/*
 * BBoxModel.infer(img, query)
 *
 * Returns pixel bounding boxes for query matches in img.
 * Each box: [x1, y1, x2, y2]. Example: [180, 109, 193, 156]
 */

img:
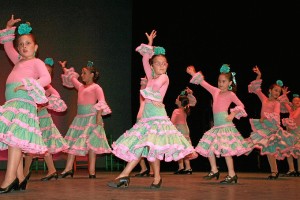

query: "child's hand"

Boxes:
[259, 117, 265, 123]
[6, 14, 21, 29]
[14, 85, 25, 92]
[145, 30, 157, 46]
[252, 65, 261, 75]
[186, 65, 196, 76]
[185, 87, 193, 94]
[282, 86, 290, 96]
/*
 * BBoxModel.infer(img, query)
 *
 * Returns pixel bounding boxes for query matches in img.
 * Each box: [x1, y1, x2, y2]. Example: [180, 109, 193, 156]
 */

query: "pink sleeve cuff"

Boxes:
[22, 78, 48, 104]
[230, 106, 247, 119]
[46, 95, 67, 112]
[277, 95, 291, 113]
[135, 43, 154, 57]
[61, 67, 80, 88]
[0, 27, 16, 44]
[282, 118, 297, 130]
[92, 101, 112, 116]
[248, 79, 262, 93]
[190, 72, 204, 85]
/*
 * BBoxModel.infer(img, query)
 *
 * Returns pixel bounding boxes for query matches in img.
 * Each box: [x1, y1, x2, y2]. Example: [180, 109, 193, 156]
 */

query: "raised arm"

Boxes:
[59, 60, 81, 90]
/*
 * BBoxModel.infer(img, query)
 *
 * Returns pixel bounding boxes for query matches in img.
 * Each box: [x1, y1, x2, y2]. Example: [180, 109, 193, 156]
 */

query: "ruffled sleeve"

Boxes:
[248, 79, 262, 94]
[46, 94, 67, 112]
[140, 87, 163, 102]
[92, 101, 112, 116]
[230, 105, 247, 119]
[190, 72, 204, 85]
[0, 27, 16, 44]
[282, 118, 297, 130]
[135, 43, 154, 57]
[187, 94, 197, 107]
[61, 67, 80, 88]
[22, 78, 48, 104]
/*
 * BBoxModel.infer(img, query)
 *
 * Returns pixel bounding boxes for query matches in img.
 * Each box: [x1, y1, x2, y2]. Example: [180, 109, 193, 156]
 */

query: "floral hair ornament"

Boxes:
[154, 46, 166, 55]
[220, 64, 230, 73]
[293, 94, 299, 98]
[276, 80, 283, 87]
[44, 58, 54, 66]
[87, 61, 94, 67]
[180, 90, 187, 96]
[18, 22, 32, 35]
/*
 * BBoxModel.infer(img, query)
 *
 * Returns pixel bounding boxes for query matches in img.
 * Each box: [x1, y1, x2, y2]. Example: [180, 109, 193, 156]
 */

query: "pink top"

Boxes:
[140, 53, 169, 103]
[4, 41, 51, 87]
[193, 77, 244, 114]
[71, 78, 107, 105]
[283, 100, 300, 126]
[171, 108, 187, 125]
[249, 80, 280, 118]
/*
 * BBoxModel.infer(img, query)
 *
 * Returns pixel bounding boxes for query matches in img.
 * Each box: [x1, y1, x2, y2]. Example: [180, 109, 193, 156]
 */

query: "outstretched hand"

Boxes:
[14, 85, 25, 92]
[145, 30, 157, 46]
[6, 14, 21, 29]
[185, 87, 193, 94]
[186, 65, 196, 76]
[282, 86, 290, 96]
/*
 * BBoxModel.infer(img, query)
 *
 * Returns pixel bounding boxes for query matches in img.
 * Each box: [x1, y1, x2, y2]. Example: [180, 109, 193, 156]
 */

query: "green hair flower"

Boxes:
[180, 90, 187, 96]
[18, 23, 32, 35]
[293, 94, 299, 98]
[154, 46, 166, 55]
[276, 80, 283, 87]
[87, 61, 94, 67]
[44, 58, 54, 66]
[220, 64, 230, 73]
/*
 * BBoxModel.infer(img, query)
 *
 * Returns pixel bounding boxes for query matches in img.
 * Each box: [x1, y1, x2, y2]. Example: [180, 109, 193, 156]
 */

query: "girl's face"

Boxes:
[81, 68, 94, 83]
[175, 96, 181, 107]
[292, 97, 300, 108]
[218, 74, 232, 92]
[17, 35, 37, 60]
[269, 85, 282, 99]
[151, 55, 168, 76]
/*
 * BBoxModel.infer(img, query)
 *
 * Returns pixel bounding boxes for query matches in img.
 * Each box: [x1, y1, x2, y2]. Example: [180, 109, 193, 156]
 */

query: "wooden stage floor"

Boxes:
[0, 169, 299, 200]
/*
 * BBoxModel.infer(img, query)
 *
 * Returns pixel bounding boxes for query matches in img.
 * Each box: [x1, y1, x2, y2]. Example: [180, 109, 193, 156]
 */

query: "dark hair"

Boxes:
[149, 54, 167, 65]
[220, 72, 237, 93]
[84, 66, 100, 82]
[178, 94, 190, 116]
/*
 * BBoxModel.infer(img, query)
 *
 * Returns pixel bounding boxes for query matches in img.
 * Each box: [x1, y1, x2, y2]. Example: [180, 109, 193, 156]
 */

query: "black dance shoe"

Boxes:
[183, 169, 193, 175]
[174, 169, 185, 174]
[0, 178, 19, 194]
[150, 178, 162, 189]
[59, 169, 74, 178]
[134, 169, 150, 177]
[89, 174, 96, 179]
[18, 178, 28, 191]
[281, 171, 297, 177]
[268, 172, 279, 180]
[107, 176, 130, 188]
[220, 175, 238, 184]
[41, 172, 58, 181]
[203, 171, 220, 180]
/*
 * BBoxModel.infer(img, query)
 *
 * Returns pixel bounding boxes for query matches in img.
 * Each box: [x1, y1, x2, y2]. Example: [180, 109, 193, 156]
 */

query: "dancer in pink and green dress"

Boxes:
[187, 64, 251, 184]
[23, 58, 69, 181]
[0, 15, 51, 194]
[58, 60, 112, 179]
[107, 30, 194, 189]
[279, 90, 300, 176]
[172, 87, 198, 175]
[246, 66, 295, 180]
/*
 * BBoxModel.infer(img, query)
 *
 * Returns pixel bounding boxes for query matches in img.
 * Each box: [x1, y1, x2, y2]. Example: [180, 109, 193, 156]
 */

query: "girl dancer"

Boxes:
[23, 58, 69, 181]
[186, 64, 251, 184]
[0, 15, 51, 193]
[107, 30, 194, 189]
[59, 60, 112, 178]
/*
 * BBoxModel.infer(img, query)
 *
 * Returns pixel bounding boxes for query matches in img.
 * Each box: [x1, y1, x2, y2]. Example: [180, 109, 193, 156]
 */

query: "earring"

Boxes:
[228, 85, 232, 91]
[151, 68, 155, 78]
[18, 54, 21, 60]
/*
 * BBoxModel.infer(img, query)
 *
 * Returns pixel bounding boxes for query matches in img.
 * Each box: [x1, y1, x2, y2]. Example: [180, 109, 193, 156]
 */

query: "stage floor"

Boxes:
[0, 169, 299, 200]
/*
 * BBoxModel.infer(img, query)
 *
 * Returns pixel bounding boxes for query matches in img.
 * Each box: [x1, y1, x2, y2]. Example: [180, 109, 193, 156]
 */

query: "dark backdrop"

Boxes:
[131, 1, 299, 172]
